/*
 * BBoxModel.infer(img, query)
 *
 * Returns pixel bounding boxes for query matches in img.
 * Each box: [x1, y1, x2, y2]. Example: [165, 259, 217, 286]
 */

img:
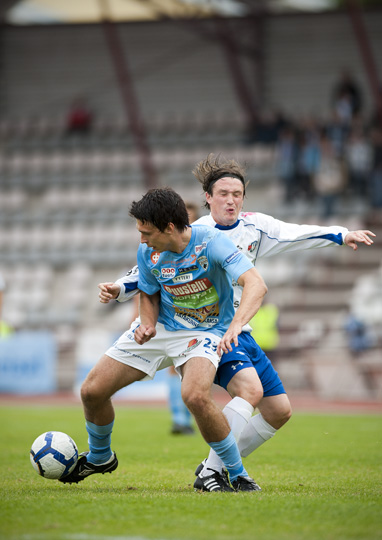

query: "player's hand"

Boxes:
[217, 322, 242, 356]
[98, 282, 121, 303]
[134, 324, 156, 345]
[344, 230, 375, 251]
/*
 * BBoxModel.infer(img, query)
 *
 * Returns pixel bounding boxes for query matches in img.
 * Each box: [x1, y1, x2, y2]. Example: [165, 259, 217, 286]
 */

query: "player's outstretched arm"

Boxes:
[98, 282, 121, 303]
[344, 230, 376, 251]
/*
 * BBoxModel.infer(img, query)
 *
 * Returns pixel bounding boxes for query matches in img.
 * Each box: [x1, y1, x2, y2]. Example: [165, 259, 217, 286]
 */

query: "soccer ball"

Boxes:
[30, 431, 78, 480]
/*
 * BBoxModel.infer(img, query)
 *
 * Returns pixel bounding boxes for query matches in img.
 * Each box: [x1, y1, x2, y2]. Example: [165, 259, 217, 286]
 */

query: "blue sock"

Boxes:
[168, 375, 191, 427]
[86, 420, 114, 465]
[209, 431, 248, 483]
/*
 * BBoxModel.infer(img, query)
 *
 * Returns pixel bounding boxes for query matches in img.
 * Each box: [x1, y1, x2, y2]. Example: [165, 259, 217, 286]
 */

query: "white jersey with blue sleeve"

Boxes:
[137, 224, 253, 337]
[194, 212, 348, 262]
[194, 212, 348, 313]
[115, 265, 139, 303]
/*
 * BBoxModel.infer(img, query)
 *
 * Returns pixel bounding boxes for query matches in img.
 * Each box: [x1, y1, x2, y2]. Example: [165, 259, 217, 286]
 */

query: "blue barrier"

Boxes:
[0, 331, 57, 394]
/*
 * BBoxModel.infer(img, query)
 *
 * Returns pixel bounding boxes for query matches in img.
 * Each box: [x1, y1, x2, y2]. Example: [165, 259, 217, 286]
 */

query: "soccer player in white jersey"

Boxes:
[61, 187, 268, 492]
[98, 155, 375, 491]
[190, 154, 375, 484]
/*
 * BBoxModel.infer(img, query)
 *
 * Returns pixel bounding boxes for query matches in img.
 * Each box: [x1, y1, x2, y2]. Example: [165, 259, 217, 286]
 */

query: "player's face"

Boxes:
[136, 220, 171, 252]
[206, 177, 245, 226]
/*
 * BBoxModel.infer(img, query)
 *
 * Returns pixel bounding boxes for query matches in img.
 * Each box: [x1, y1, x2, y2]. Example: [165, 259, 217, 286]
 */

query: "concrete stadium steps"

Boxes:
[266, 10, 382, 117]
[2, 11, 382, 123]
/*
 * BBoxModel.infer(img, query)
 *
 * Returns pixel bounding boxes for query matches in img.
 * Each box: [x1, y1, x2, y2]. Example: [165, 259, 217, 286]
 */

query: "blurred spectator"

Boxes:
[334, 90, 353, 126]
[331, 69, 363, 119]
[295, 123, 320, 200]
[345, 124, 372, 198]
[369, 126, 382, 218]
[313, 133, 347, 219]
[324, 109, 350, 157]
[249, 301, 280, 359]
[347, 263, 382, 353]
[344, 312, 373, 356]
[245, 109, 288, 146]
[65, 97, 93, 136]
[276, 125, 298, 203]
[0, 273, 13, 338]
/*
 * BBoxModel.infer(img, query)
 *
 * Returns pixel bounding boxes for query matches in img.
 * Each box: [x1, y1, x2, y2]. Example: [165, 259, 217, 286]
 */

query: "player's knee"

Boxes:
[181, 387, 207, 414]
[245, 385, 264, 408]
[80, 378, 103, 407]
[272, 402, 292, 429]
[228, 378, 263, 408]
[283, 402, 292, 424]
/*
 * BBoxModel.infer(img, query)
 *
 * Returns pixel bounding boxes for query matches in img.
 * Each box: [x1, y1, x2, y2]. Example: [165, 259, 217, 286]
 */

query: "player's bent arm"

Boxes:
[235, 267, 267, 325]
[134, 291, 159, 344]
[343, 230, 376, 251]
[218, 268, 267, 355]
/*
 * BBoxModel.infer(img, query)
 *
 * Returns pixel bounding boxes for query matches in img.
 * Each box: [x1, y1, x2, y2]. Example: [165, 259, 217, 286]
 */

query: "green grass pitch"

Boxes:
[0, 405, 381, 540]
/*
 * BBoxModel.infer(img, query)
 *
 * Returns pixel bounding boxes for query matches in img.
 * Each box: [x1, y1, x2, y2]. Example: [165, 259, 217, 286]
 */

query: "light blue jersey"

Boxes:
[137, 224, 253, 337]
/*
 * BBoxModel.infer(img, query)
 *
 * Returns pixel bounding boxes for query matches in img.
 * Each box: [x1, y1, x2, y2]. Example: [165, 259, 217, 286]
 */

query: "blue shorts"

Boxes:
[214, 332, 286, 397]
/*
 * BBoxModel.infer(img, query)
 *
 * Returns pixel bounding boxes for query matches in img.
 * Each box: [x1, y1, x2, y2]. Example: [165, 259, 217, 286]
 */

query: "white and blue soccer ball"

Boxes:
[30, 431, 78, 480]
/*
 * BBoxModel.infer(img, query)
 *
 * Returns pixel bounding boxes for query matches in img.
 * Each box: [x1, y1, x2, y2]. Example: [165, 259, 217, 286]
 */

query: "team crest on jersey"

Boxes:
[197, 256, 209, 271]
[150, 251, 160, 264]
[161, 267, 176, 278]
[195, 242, 207, 254]
[247, 241, 258, 253]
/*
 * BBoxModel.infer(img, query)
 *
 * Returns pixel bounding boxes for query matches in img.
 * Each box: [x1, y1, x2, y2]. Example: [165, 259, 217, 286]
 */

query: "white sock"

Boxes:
[200, 397, 254, 476]
[238, 413, 277, 458]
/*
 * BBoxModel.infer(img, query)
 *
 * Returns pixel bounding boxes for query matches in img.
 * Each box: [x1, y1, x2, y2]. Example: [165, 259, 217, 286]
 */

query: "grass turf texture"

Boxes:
[0, 406, 381, 540]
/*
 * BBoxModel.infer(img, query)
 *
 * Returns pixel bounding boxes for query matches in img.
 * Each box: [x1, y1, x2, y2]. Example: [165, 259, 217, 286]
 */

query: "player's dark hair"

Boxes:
[130, 187, 190, 232]
[192, 153, 248, 209]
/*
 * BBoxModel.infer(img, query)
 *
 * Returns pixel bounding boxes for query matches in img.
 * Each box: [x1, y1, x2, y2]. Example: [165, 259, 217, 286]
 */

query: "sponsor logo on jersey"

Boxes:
[247, 241, 258, 253]
[150, 251, 160, 264]
[178, 265, 198, 274]
[172, 273, 193, 283]
[181, 338, 202, 355]
[195, 242, 207, 254]
[197, 256, 209, 271]
[174, 302, 219, 325]
[151, 269, 160, 277]
[161, 267, 176, 278]
[163, 277, 211, 297]
[174, 312, 199, 328]
[225, 250, 241, 264]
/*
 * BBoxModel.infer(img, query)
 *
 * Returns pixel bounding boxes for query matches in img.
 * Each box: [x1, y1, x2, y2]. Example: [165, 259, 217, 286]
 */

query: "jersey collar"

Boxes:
[214, 219, 240, 231]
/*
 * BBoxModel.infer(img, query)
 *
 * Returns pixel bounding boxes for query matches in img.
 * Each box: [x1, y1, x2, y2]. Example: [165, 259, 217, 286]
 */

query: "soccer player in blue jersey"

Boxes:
[61, 187, 268, 492]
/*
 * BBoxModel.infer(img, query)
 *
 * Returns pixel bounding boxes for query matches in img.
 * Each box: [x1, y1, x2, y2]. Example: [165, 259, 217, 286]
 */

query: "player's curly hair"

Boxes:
[192, 154, 248, 209]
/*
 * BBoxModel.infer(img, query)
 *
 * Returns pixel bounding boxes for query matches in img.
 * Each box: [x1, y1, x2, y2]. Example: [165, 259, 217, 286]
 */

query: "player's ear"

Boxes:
[165, 222, 175, 234]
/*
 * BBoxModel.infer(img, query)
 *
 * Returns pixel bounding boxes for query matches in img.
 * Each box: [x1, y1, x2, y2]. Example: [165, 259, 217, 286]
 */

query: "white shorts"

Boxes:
[105, 320, 221, 379]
